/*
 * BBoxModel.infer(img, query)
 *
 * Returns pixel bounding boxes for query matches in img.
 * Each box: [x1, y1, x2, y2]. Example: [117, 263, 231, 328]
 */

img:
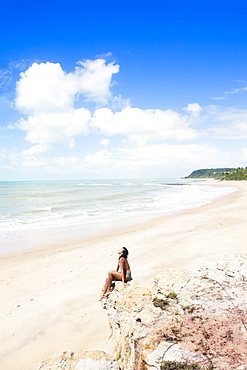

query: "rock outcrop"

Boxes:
[37, 350, 119, 370]
[37, 253, 247, 370]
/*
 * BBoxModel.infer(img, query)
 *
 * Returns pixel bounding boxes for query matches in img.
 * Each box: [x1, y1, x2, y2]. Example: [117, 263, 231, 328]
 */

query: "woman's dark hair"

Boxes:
[119, 247, 128, 259]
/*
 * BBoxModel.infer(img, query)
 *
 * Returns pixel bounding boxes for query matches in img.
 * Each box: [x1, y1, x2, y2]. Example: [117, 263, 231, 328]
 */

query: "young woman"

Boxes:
[99, 247, 132, 300]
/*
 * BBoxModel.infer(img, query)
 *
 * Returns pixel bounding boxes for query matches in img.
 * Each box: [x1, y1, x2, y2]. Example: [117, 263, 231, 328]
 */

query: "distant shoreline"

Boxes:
[0, 178, 236, 256]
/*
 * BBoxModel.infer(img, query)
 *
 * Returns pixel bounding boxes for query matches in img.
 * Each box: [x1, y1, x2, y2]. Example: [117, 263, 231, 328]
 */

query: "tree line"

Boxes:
[186, 167, 247, 180]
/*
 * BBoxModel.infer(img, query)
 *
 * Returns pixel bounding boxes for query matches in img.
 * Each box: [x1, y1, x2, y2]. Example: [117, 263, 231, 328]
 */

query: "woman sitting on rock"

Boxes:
[100, 247, 132, 300]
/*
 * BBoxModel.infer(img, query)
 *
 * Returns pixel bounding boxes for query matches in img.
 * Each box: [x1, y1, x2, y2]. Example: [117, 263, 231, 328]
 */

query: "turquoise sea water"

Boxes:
[0, 179, 236, 254]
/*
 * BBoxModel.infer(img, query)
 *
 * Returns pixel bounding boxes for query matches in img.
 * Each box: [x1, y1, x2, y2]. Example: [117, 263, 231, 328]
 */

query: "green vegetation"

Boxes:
[185, 168, 232, 179]
[153, 297, 169, 309]
[153, 292, 178, 309]
[220, 167, 247, 180]
[160, 361, 202, 369]
[166, 292, 178, 299]
[186, 167, 247, 180]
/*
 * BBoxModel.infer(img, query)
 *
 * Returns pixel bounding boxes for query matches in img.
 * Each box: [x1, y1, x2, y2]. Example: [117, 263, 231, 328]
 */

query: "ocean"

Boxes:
[0, 179, 236, 255]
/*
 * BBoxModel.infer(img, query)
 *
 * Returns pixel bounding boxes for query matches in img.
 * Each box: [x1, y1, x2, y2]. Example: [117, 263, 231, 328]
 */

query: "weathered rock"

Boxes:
[37, 350, 119, 370]
[37, 254, 247, 370]
[102, 281, 162, 369]
[101, 281, 213, 369]
[102, 254, 247, 369]
[144, 342, 210, 369]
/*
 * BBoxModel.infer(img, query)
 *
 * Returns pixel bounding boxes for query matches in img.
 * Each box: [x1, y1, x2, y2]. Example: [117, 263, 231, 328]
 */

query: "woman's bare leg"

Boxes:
[100, 270, 122, 300]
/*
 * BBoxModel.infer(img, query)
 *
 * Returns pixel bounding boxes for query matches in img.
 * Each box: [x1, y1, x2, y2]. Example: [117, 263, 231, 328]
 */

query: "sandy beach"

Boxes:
[1, 180, 246, 370]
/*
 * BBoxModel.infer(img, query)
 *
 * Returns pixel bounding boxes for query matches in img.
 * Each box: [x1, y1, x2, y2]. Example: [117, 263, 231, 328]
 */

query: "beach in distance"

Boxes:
[0, 179, 247, 370]
[0, 178, 236, 255]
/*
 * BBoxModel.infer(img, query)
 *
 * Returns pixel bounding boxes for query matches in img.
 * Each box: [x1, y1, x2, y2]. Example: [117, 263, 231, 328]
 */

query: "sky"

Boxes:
[1, 0, 247, 180]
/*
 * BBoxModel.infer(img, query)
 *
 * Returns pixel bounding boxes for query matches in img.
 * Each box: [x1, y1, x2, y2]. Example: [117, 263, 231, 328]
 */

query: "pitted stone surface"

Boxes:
[37, 254, 247, 370]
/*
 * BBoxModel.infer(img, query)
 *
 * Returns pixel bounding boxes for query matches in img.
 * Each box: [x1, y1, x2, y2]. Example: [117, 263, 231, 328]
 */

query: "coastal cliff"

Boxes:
[37, 254, 247, 370]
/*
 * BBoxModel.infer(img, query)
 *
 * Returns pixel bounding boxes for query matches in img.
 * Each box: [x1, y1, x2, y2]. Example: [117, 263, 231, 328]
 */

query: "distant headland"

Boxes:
[185, 167, 247, 180]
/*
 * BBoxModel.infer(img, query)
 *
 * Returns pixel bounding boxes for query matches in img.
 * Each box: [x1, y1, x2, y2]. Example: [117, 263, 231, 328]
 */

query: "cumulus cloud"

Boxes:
[15, 62, 76, 114]
[76, 59, 119, 104]
[15, 58, 247, 155]
[14, 58, 120, 148]
[15, 59, 120, 113]
[91, 106, 199, 143]
[7, 57, 247, 179]
[183, 103, 203, 117]
[17, 108, 91, 147]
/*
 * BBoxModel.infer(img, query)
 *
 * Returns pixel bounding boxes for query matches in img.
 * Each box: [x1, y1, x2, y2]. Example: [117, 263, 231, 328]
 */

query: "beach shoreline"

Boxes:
[1, 180, 246, 370]
[0, 179, 236, 257]
[0, 178, 235, 256]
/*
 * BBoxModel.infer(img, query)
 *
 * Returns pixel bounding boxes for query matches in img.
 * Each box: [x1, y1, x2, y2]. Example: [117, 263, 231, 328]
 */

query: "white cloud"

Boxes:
[3, 138, 244, 179]
[101, 138, 110, 147]
[21, 144, 48, 155]
[15, 62, 76, 114]
[111, 94, 130, 109]
[14, 58, 120, 148]
[91, 106, 198, 142]
[15, 59, 120, 114]
[211, 96, 227, 101]
[225, 86, 247, 96]
[183, 103, 203, 117]
[16, 108, 91, 147]
[75, 59, 120, 104]
[211, 86, 247, 101]
[6, 57, 247, 180]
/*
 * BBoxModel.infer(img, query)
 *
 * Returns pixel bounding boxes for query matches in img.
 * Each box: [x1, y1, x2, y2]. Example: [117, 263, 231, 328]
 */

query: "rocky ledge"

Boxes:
[38, 253, 247, 370]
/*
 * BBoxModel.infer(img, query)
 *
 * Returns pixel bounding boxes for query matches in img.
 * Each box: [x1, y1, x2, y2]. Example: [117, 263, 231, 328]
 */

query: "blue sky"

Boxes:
[1, 0, 247, 180]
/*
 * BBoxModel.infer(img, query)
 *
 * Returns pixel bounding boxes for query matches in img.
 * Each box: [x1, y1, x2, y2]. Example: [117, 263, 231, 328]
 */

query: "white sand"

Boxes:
[1, 180, 246, 370]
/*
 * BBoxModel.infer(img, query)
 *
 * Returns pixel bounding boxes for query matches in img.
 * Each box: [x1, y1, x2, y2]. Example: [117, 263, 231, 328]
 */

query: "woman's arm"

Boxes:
[119, 257, 126, 283]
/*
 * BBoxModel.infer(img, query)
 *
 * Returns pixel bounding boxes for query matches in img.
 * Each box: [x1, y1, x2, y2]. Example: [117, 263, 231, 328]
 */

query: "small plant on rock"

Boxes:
[160, 361, 201, 369]
[153, 297, 169, 309]
[166, 292, 178, 299]
[153, 292, 178, 310]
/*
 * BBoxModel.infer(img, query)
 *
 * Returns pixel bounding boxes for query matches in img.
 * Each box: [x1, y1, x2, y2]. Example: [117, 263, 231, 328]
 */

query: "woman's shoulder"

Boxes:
[119, 256, 127, 262]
